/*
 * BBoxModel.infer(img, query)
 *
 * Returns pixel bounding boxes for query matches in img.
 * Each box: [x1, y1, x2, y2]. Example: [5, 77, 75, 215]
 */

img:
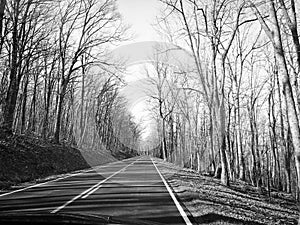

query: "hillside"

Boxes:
[0, 134, 92, 189]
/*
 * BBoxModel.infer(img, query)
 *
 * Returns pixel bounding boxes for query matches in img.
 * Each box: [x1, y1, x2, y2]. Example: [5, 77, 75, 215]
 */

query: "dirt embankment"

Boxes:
[0, 134, 90, 189]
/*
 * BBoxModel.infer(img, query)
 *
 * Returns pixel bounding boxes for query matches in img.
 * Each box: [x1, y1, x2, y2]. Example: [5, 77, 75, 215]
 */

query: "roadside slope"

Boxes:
[155, 159, 299, 225]
[0, 134, 90, 189]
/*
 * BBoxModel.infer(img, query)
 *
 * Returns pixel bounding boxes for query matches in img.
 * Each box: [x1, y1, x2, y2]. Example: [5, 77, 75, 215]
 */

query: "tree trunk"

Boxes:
[1, 0, 20, 134]
[54, 80, 67, 143]
[219, 98, 229, 185]
[209, 110, 216, 173]
[0, 0, 6, 55]
[20, 75, 29, 133]
[252, 0, 300, 197]
[269, 0, 300, 194]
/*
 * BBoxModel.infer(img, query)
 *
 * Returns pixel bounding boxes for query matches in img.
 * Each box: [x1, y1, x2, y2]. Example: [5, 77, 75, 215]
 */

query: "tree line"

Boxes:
[142, 0, 300, 199]
[0, 0, 139, 157]
[1, 0, 300, 201]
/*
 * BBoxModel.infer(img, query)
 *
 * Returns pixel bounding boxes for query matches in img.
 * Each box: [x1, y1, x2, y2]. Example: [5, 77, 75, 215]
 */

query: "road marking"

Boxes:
[0, 157, 140, 198]
[51, 157, 140, 213]
[151, 158, 193, 225]
[0, 170, 95, 198]
[81, 164, 130, 199]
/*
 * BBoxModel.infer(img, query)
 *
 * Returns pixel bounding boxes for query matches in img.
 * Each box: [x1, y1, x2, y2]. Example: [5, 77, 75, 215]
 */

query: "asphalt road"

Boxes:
[0, 156, 194, 225]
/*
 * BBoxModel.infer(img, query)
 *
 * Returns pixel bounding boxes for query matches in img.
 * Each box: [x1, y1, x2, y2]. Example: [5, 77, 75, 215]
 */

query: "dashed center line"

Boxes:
[51, 158, 140, 213]
[0, 156, 141, 199]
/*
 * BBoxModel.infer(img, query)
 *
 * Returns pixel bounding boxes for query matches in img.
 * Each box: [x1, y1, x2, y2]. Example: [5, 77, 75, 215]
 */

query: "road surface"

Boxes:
[0, 156, 194, 224]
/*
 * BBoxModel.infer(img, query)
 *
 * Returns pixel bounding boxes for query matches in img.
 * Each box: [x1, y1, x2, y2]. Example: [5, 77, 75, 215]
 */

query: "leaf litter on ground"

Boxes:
[155, 159, 299, 225]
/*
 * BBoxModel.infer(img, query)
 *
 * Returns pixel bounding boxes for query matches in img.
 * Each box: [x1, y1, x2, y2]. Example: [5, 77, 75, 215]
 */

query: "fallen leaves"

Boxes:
[156, 159, 298, 225]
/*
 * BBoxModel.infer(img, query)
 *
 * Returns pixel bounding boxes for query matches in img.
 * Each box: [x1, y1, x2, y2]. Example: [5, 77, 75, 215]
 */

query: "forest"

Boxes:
[0, 0, 300, 204]
[148, 0, 300, 200]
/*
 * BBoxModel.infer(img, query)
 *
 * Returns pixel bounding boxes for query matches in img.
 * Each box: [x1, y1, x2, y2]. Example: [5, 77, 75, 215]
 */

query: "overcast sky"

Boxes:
[117, 0, 163, 43]
[116, 0, 166, 143]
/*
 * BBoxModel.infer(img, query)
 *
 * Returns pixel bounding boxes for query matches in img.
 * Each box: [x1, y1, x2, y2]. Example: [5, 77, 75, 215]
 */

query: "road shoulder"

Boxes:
[154, 159, 298, 225]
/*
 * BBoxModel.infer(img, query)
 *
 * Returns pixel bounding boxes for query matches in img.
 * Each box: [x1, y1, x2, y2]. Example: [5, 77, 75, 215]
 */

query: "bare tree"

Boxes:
[53, 0, 126, 143]
[250, 0, 300, 197]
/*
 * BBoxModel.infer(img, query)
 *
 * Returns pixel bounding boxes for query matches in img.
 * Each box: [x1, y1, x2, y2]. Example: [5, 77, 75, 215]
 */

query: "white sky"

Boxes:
[119, 65, 156, 141]
[116, 1, 165, 142]
[117, 0, 163, 43]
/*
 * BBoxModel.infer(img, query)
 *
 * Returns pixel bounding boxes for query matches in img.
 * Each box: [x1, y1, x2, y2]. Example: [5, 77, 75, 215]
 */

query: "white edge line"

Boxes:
[151, 158, 193, 225]
[0, 156, 141, 198]
[0, 170, 91, 198]
[51, 157, 140, 213]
